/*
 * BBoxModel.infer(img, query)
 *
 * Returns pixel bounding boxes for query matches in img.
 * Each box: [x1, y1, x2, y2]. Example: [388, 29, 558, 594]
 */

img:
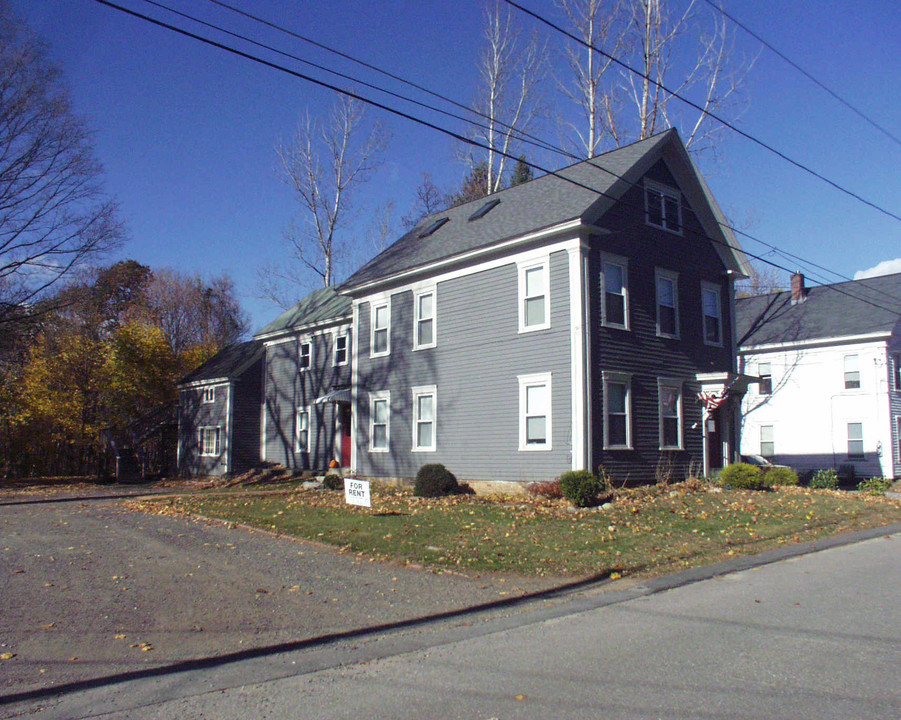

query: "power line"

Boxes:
[700, 0, 901, 149]
[90, 0, 901, 316]
[501, 0, 901, 224]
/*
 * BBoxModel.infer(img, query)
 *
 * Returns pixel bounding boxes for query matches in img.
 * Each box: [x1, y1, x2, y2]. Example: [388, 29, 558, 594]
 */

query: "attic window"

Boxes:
[418, 217, 449, 238]
[468, 199, 500, 221]
[645, 180, 682, 234]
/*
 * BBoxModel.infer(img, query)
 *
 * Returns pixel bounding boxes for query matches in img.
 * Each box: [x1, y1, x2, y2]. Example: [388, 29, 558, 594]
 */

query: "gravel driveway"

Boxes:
[0, 488, 563, 699]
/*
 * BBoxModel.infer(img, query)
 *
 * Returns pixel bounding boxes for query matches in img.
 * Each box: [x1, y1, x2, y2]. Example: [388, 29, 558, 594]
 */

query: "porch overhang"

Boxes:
[314, 388, 352, 405]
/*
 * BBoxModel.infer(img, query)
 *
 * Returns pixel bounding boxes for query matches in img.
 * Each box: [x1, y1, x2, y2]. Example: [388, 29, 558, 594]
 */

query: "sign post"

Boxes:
[343, 478, 371, 508]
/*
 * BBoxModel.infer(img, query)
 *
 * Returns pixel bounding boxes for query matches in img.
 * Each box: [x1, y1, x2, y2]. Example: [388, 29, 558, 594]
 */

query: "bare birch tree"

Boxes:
[471, 0, 546, 194]
[265, 95, 385, 305]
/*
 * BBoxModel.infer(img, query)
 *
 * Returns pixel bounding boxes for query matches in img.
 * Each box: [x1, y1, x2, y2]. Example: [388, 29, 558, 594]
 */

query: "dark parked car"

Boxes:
[741, 454, 789, 469]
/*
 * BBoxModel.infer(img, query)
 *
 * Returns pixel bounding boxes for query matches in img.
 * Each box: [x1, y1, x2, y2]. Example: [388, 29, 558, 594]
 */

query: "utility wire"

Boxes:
[502, 0, 901, 224]
[90, 0, 901, 316]
[700, 0, 901, 149]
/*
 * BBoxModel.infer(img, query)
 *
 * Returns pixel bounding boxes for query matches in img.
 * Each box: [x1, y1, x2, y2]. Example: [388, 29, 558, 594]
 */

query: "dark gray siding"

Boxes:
[264, 327, 352, 470]
[355, 249, 573, 483]
[231, 356, 263, 473]
[588, 163, 734, 485]
[178, 384, 230, 476]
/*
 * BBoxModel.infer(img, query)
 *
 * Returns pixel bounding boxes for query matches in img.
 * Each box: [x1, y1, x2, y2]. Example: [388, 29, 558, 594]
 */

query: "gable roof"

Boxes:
[341, 129, 750, 293]
[737, 273, 901, 348]
[254, 286, 352, 340]
[179, 340, 264, 386]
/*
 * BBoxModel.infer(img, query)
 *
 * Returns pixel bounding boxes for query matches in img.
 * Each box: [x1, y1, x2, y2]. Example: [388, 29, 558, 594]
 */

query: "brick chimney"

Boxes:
[790, 271, 806, 305]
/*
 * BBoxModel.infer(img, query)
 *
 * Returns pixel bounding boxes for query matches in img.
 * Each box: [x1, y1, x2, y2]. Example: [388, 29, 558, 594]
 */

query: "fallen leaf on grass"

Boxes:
[40, 623, 54, 630]
[114, 634, 127, 640]
[0, 652, 15, 661]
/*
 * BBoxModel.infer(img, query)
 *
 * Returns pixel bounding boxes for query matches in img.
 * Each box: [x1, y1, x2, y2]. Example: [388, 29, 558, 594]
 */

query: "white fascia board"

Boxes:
[343, 218, 585, 297]
[739, 331, 891, 355]
[178, 378, 230, 390]
[254, 314, 353, 344]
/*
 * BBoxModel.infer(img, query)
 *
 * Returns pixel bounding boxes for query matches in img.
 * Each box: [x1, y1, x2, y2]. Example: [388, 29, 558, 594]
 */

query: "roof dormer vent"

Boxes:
[468, 198, 500, 221]
[418, 217, 449, 238]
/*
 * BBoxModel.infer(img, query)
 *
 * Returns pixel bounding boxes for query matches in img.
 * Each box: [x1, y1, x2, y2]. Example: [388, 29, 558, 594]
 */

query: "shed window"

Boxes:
[847, 422, 864, 458]
[202, 387, 215, 403]
[200, 427, 220, 457]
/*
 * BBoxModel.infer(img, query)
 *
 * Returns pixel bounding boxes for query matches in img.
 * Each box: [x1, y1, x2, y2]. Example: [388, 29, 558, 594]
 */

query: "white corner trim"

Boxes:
[568, 246, 586, 470]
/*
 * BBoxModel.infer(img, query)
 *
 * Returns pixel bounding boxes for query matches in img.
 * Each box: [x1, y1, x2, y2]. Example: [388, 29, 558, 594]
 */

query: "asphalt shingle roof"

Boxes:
[179, 340, 264, 385]
[254, 286, 352, 339]
[736, 272, 901, 347]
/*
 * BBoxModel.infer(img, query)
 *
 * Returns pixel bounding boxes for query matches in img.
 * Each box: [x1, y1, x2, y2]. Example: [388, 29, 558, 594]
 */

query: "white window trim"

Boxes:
[847, 421, 864, 458]
[517, 372, 552, 451]
[600, 253, 629, 330]
[517, 257, 551, 333]
[413, 287, 437, 351]
[370, 300, 391, 358]
[644, 179, 683, 235]
[892, 353, 901, 392]
[299, 340, 312, 372]
[602, 371, 632, 450]
[369, 391, 390, 453]
[202, 387, 215, 403]
[760, 425, 775, 458]
[295, 406, 310, 453]
[333, 332, 349, 367]
[701, 281, 723, 347]
[411, 385, 437, 452]
[655, 268, 680, 339]
[844, 354, 860, 390]
[199, 426, 221, 457]
[758, 361, 773, 396]
[657, 377, 684, 450]
[896, 416, 901, 462]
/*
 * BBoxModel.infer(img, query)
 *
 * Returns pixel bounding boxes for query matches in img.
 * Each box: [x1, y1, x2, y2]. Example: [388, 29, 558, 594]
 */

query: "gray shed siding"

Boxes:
[178, 384, 230, 476]
[355, 249, 573, 483]
[264, 326, 352, 470]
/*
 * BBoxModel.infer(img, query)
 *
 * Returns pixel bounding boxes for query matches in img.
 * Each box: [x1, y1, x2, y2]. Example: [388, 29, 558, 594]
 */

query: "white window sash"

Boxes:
[411, 385, 437, 451]
[413, 289, 437, 350]
[658, 378, 683, 450]
[518, 373, 552, 451]
[655, 270, 679, 338]
[517, 258, 550, 333]
[369, 391, 390, 452]
[602, 371, 632, 449]
[371, 302, 390, 357]
[334, 333, 348, 366]
[601, 255, 629, 329]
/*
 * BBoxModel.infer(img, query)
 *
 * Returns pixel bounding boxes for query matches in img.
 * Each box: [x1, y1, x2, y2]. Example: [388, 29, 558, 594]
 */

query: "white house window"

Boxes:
[645, 181, 682, 234]
[518, 373, 552, 450]
[896, 417, 901, 462]
[847, 422, 864, 458]
[844, 355, 860, 389]
[655, 270, 679, 338]
[603, 371, 631, 449]
[334, 333, 348, 366]
[412, 385, 437, 451]
[760, 425, 775, 458]
[371, 302, 390, 356]
[370, 391, 390, 452]
[299, 341, 312, 371]
[892, 353, 900, 391]
[199, 427, 220, 456]
[758, 363, 772, 395]
[701, 283, 722, 345]
[601, 257, 628, 329]
[296, 408, 310, 453]
[414, 290, 436, 349]
[658, 379, 683, 450]
[202, 387, 215, 403]
[518, 259, 550, 332]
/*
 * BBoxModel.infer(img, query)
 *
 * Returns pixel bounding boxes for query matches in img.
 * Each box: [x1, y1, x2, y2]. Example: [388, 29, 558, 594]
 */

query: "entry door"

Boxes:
[706, 408, 724, 472]
[339, 404, 352, 467]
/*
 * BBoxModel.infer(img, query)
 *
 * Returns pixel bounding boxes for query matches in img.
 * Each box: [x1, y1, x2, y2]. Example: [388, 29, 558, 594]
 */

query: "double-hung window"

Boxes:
[299, 341, 312, 371]
[847, 422, 864, 458]
[414, 289, 436, 349]
[334, 333, 348, 366]
[760, 425, 775, 458]
[202, 387, 215, 403]
[369, 391, 390, 452]
[893, 354, 901, 392]
[658, 379, 683, 450]
[603, 371, 631, 449]
[701, 282, 722, 345]
[518, 259, 550, 332]
[645, 180, 682, 234]
[296, 408, 310, 453]
[655, 270, 679, 338]
[758, 362, 772, 395]
[518, 373, 552, 450]
[199, 427, 220, 456]
[844, 355, 860, 389]
[371, 302, 390, 356]
[412, 386, 437, 451]
[601, 256, 628, 329]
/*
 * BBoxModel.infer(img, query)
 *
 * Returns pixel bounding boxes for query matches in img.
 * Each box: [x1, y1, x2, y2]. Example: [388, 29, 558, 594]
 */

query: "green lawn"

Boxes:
[131, 483, 901, 578]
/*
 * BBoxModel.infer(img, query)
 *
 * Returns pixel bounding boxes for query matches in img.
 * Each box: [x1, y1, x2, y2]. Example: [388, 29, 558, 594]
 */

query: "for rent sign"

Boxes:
[344, 478, 371, 508]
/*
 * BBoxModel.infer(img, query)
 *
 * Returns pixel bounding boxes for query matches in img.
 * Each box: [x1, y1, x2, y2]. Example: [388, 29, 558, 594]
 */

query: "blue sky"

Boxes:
[12, 0, 900, 331]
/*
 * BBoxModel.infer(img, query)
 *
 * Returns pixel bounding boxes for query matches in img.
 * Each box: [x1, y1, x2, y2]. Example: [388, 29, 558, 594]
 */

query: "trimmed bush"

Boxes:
[322, 473, 343, 491]
[809, 468, 839, 490]
[857, 477, 891, 495]
[719, 462, 765, 490]
[764, 466, 799, 487]
[559, 470, 604, 507]
[413, 464, 460, 497]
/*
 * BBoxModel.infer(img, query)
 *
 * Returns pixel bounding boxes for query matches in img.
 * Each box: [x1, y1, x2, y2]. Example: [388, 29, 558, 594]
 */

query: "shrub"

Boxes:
[527, 479, 563, 500]
[322, 473, 343, 491]
[559, 470, 605, 507]
[809, 468, 839, 490]
[413, 464, 460, 497]
[719, 463, 765, 490]
[857, 477, 891, 495]
[764, 466, 799, 487]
